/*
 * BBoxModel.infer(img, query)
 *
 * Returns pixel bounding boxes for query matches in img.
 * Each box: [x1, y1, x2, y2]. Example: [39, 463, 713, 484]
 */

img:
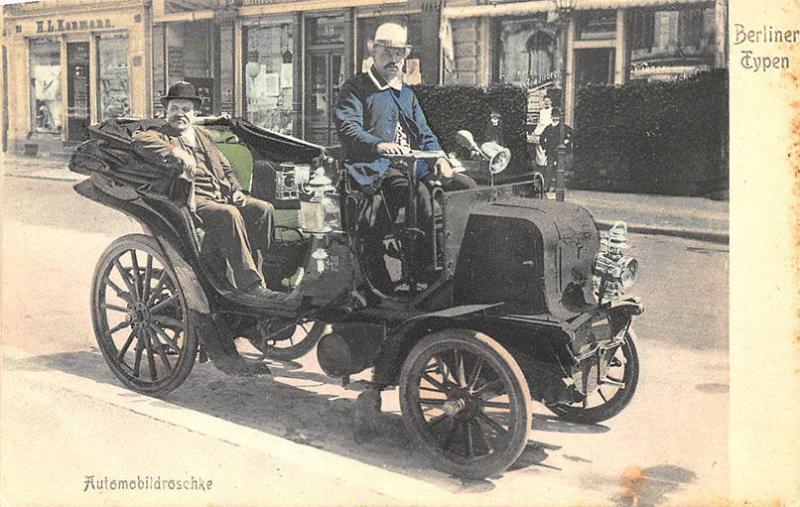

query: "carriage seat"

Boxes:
[195, 126, 254, 193]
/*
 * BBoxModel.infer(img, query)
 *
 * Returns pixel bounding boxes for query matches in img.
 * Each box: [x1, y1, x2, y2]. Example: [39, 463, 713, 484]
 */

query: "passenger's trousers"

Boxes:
[195, 195, 274, 290]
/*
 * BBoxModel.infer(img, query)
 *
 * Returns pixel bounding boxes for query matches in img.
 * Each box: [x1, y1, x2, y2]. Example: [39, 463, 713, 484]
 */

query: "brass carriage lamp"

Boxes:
[552, 0, 577, 202]
[593, 222, 639, 304]
[300, 167, 338, 235]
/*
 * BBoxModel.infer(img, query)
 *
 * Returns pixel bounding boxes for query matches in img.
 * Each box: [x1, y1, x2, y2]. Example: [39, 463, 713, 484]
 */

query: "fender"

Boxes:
[75, 179, 209, 314]
[372, 303, 503, 385]
[155, 236, 210, 314]
[603, 297, 644, 334]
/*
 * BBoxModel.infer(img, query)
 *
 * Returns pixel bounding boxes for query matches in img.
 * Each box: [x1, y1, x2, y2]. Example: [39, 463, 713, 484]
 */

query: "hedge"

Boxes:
[571, 69, 728, 196]
[411, 84, 531, 176]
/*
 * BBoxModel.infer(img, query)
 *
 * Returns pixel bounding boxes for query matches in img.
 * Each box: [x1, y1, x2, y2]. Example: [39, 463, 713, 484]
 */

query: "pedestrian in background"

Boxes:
[538, 107, 573, 192]
[533, 96, 553, 174]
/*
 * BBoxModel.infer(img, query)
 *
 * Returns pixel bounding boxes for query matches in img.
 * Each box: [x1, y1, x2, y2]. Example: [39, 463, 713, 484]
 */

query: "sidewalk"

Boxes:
[568, 189, 728, 244]
[2, 153, 728, 244]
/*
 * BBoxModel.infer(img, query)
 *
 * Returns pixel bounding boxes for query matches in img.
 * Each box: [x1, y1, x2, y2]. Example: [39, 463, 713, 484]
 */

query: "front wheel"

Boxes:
[91, 234, 197, 397]
[399, 329, 532, 479]
[546, 327, 640, 424]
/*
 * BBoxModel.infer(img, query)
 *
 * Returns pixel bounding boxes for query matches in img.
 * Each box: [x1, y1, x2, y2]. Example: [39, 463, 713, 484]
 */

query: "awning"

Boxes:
[442, 0, 712, 19]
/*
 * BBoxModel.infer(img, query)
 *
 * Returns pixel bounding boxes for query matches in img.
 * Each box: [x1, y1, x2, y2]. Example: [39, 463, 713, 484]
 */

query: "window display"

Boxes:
[244, 24, 295, 134]
[29, 38, 62, 133]
[98, 35, 130, 120]
[494, 17, 556, 88]
[629, 7, 714, 81]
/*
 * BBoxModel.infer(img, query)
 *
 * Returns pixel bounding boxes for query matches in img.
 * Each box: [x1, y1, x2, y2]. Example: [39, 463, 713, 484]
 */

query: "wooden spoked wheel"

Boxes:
[546, 328, 640, 424]
[91, 234, 197, 396]
[399, 329, 532, 479]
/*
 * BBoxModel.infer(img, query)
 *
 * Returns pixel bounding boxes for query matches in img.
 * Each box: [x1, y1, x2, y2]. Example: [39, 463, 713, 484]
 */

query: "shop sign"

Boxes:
[35, 18, 114, 34]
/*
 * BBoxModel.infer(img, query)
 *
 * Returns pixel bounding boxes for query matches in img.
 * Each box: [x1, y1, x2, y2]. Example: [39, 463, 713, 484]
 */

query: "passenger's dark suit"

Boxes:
[133, 125, 273, 290]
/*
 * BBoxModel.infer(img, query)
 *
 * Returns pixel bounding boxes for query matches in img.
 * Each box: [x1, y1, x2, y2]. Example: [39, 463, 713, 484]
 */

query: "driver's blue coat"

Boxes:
[334, 68, 442, 187]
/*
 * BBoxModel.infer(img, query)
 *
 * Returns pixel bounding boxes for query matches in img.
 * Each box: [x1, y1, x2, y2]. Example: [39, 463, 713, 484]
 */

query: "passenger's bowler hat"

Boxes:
[161, 81, 202, 107]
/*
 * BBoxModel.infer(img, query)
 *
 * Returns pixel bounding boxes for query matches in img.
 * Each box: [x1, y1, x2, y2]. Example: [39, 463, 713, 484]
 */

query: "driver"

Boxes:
[334, 22, 476, 293]
[133, 81, 290, 301]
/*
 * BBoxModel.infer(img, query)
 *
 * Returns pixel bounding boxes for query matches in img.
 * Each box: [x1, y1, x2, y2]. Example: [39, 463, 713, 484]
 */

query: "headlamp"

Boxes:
[480, 142, 511, 174]
[593, 222, 639, 303]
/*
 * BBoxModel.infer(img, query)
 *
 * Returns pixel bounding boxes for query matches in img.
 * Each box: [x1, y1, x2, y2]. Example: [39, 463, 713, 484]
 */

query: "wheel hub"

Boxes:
[128, 302, 151, 328]
[444, 389, 480, 421]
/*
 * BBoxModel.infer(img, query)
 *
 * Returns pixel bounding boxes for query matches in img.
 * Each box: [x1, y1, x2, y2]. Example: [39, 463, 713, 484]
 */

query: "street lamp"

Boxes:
[553, 0, 577, 201]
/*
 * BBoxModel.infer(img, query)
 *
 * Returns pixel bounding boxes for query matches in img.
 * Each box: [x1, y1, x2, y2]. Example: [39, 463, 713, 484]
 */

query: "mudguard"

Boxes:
[372, 303, 503, 385]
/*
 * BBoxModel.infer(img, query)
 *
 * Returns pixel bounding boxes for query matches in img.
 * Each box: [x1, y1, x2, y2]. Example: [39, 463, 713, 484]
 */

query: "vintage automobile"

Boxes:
[70, 116, 642, 479]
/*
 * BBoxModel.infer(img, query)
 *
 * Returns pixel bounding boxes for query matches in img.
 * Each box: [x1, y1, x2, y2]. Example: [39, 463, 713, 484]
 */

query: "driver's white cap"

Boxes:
[373, 22, 408, 48]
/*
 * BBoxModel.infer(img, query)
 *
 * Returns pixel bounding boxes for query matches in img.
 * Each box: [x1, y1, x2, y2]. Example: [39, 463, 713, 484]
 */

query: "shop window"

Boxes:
[29, 38, 62, 134]
[97, 35, 130, 120]
[494, 17, 557, 88]
[243, 24, 295, 134]
[576, 10, 616, 41]
[629, 7, 714, 81]
[308, 14, 345, 45]
[357, 16, 423, 84]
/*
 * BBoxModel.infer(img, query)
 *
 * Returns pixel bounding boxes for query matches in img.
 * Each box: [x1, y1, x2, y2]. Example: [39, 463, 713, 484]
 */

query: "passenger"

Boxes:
[334, 22, 477, 293]
[133, 81, 287, 301]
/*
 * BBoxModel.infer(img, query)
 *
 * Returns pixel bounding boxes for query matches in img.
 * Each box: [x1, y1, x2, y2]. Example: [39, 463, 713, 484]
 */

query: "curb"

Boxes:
[2, 170, 730, 244]
[4, 171, 84, 183]
[595, 219, 729, 245]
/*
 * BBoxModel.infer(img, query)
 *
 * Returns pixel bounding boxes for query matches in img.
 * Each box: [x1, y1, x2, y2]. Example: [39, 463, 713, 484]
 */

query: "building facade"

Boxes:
[442, 0, 727, 127]
[2, 0, 727, 154]
[2, 0, 151, 155]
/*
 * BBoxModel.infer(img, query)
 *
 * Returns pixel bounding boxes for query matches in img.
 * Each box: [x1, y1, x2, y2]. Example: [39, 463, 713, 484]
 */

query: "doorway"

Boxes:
[304, 13, 346, 146]
[66, 41, 90, 142]
[305, 48, 343, 146]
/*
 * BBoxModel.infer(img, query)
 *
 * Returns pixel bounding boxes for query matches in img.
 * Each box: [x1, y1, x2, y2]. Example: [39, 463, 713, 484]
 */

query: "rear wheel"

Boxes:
[250, 318, 325, 360]
[399, 329, 532, 479]
[546, 328, 640, 424]
[91, 234, 197, 396]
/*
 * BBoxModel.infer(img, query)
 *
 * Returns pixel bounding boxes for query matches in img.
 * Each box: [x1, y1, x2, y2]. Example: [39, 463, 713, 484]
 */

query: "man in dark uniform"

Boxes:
[133, 81, 287, 300]
[538, 107, 574, 193]
[334, 22, 476, 293]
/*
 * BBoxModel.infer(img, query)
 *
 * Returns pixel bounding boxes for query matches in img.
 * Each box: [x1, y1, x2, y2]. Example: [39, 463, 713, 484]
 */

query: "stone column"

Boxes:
[714, 0, 728, 68]
[614, 9, 626, 86]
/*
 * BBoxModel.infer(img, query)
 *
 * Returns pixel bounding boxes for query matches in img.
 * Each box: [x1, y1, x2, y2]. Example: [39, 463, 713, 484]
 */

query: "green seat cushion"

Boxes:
[215, 143, 253, 192]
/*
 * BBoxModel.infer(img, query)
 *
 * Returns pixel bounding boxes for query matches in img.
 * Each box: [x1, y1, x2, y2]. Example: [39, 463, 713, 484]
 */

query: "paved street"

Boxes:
[1, 174, 730, 505]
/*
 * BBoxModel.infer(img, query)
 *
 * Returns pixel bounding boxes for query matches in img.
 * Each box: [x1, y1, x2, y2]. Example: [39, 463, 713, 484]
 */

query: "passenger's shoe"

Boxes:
[241, 283, 302, 307]
[242, 283, 289, 300]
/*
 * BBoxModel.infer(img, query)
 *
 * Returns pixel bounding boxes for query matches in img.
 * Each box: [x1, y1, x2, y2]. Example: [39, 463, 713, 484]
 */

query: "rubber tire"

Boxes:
[547, 327, 640, 424]
[399, 329, 532, 479]
[257, 320, 326, 361]
[91, 234, 197, 397]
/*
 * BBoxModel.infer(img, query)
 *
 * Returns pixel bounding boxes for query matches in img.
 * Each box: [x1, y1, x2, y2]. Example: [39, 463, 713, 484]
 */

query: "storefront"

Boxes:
[3, 0, 726, 155]
[2, 0, 149, 155]
[232, 0, 439, 145]
[441, 0, 726, 126]
[151, 0, 234, 119]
